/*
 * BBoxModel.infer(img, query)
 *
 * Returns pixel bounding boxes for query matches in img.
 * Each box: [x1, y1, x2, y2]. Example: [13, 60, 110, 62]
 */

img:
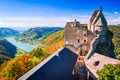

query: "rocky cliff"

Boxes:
[86, 30, 115, 59]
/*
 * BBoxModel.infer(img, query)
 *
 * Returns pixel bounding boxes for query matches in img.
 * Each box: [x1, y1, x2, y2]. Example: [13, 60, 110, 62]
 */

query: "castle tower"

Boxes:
[74, 19, 77, 27]
[88, 7, 107, 34]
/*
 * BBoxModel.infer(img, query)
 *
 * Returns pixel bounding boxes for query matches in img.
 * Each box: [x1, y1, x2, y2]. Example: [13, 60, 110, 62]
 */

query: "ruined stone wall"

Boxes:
[65, 22, 96, 55]
[64, 22, 114, 58]
[64, 23, 80, 48]
[85, 35, 99, 59]
[84, 29, 115, 80]
[85, 30, 115, 59]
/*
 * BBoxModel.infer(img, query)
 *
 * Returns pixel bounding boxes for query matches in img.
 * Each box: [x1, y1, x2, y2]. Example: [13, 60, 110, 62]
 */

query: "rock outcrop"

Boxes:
[86, 29, 115, 59]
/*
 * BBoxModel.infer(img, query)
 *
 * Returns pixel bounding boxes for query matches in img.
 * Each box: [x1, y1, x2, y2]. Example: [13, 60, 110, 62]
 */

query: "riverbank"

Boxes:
[5, 37, 38, 52]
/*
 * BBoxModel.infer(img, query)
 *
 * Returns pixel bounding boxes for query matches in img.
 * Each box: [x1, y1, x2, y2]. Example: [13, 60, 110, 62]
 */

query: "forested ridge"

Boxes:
[0, 29, 64, 80]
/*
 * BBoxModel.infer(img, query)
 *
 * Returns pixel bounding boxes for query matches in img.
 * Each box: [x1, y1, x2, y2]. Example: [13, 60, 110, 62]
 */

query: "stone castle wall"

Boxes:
[86, 30, 115, 59]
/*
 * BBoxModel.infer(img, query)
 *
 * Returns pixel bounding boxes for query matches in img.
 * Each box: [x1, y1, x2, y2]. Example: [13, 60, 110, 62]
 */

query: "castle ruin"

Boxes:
[65, 7, 117, 80]
[65, 7, 115, 58]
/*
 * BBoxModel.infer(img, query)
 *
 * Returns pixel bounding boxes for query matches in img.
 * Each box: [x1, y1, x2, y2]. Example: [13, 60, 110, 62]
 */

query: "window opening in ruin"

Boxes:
[78, 39, 80, 43]
[93, 61, 100, 66]
[96, 30, 98, 34]
[84, 39, 86, 43]
[80, 50, 82, 55]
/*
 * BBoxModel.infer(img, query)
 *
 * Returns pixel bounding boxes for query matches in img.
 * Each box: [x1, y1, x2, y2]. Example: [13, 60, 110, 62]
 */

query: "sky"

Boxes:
[0, 0, 120, 28]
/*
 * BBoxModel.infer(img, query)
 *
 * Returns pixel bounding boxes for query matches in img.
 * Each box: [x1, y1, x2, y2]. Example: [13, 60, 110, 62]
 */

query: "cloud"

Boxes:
[0, 16, 89, 27]
[103, 12, 120, 25]
[107, 18, 120, 25]
[114, 11, 119, 15]
[0, 13, 120, 28]
[0, 17, 68, 27]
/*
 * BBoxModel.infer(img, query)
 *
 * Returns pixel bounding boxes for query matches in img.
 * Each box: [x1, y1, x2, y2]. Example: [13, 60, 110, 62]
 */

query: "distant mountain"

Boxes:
[117, 24, 120, 26]
[0, 28, 19, 37]
[10, 27, 28, 33]
[15, 27, 63, 43]
[0, 39, 17, 64]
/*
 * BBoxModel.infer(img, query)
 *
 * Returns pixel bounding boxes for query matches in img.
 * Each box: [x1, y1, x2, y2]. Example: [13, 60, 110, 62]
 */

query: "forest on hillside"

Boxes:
[108, 25, 120, 59]
[0, 29, 64, 80]
[15, 27, 62, 44]
[0, 28, 19, 37]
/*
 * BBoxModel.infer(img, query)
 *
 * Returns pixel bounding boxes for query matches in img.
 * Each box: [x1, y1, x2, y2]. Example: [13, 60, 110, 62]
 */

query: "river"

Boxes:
[5, 37, 38, 52]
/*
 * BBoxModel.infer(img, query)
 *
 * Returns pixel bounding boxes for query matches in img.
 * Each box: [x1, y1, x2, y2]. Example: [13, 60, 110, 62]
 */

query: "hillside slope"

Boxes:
[15, 27, 62, 43]
[40, 29, 64, 46]
[0, 29, 64, 80]
[0, 39, 17, 64]
[108, 25, 120, 58]
[0, 28, 19, 37]
[39, 29, 64, 54]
